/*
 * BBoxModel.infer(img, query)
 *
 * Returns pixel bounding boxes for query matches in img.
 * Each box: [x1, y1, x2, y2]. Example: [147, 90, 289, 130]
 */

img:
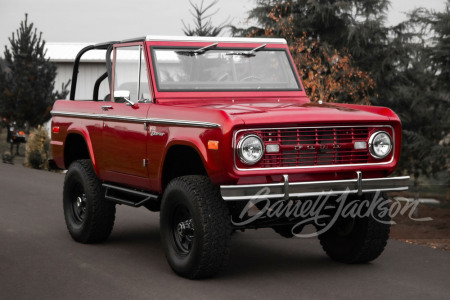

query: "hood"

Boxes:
[171, 101, 394, 126]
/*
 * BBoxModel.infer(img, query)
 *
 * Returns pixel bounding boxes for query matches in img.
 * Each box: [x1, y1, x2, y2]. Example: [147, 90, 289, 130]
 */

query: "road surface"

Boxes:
[1, 163, 449, 299]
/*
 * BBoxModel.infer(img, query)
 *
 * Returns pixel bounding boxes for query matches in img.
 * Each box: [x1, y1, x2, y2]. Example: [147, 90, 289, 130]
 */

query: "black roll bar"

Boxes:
[69, 38, 145, 100]
[93, 72, 108, 101]
[69, 41, 117, 100]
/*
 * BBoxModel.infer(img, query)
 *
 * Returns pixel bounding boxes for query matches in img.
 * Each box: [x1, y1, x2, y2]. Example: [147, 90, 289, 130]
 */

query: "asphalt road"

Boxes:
[1, 163, 449, 300]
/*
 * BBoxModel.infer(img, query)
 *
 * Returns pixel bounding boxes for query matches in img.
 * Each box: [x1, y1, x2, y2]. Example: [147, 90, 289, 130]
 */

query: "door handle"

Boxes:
[102, 105, 113, 111]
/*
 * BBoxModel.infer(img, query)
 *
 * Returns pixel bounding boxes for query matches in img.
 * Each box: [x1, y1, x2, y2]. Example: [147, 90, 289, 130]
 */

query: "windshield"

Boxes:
[151, 47, 301, 92]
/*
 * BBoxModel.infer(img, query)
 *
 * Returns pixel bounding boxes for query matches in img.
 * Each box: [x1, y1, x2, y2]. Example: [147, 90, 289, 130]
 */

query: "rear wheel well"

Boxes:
[162, 145, 207, 189]
[64, 134, 90, 168]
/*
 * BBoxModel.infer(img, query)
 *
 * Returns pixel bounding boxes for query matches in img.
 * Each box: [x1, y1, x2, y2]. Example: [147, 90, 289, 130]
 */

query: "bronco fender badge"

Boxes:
[149, 126, 165, 136]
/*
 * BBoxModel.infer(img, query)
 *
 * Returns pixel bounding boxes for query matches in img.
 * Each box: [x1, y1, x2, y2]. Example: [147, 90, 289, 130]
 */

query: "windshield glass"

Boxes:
[151, 48, 301, 92]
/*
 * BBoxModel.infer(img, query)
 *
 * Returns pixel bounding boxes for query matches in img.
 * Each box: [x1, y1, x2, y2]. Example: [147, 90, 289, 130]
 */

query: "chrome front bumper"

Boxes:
[220, 172, 410, 201]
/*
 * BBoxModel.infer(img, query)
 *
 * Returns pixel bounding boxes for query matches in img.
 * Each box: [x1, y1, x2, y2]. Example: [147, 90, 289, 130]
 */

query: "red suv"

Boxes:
[51, 36, 409, 278]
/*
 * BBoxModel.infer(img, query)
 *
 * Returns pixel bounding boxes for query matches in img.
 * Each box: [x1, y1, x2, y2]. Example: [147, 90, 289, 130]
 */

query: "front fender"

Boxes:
[64, 127, 99, 175]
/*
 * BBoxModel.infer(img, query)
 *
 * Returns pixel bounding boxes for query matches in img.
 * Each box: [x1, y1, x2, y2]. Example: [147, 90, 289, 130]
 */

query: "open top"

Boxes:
[69, 36, 299, 101]
[145, 35, 287, 44]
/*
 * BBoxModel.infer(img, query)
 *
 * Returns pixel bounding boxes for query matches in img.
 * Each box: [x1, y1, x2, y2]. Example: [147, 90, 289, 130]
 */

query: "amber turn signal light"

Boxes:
[208, 140, 219, 150]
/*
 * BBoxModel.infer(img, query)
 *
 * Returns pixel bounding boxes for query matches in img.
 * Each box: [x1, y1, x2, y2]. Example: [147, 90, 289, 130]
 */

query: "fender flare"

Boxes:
[64, 128, 99, 175]
[158, 139, 209, 187]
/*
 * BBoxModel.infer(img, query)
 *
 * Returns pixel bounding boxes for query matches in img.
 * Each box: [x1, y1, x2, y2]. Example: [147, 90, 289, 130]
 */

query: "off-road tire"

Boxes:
[160, 175, 232, 279]
[318, 193, 390, 264]
[63, 159, 115, 243]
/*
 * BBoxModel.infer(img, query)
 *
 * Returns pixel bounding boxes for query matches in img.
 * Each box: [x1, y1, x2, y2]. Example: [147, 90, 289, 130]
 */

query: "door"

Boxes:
[102, 44, 152, 179]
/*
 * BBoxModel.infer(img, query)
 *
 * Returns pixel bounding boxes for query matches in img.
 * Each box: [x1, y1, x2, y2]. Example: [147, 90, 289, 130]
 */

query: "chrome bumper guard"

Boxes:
[220, 172, 410, 201]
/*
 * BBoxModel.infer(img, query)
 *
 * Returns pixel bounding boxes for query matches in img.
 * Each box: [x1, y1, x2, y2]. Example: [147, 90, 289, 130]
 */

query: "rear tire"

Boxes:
[318, 193, 390, 263]
[160, 175, 232, 279]
[63, 159, 115, 243]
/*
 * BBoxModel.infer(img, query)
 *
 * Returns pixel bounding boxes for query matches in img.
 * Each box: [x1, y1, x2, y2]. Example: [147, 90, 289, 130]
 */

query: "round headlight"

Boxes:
[369, 131, 392, 159]
[237, 134, 264, 165]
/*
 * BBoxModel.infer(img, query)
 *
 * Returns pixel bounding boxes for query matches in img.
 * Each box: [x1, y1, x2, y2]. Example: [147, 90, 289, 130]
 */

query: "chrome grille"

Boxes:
[257, 127, 370, 168]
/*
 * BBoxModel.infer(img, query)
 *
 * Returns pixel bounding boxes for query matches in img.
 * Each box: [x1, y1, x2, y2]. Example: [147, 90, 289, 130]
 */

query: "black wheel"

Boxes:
[318, 193, 390, 263]
[160, 175, 232, 279]
[63, 159, 115, 243]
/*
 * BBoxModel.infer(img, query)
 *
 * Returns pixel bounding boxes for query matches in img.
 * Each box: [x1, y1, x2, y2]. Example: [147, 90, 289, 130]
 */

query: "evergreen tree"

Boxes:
[421, 1, 450, 92]
[234, 2, 376, 104]
[232, 0, 390, 73]
[234, 0, 449, 193]
[182, 0, 230, 36]
[255, 5, 376, 104]
[0, 14, 69, 127]
[0, 58, 5, 121]
[390, 6, 450, 193]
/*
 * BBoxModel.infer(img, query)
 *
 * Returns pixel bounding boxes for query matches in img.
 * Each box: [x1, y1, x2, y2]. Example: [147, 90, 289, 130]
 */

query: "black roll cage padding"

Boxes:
[106, 44, 114, 91]
[91, 45, 114, 101]
[70, 45, 94, 100]
[69, 41, 117, 100]
[69, 38, 145, 101]
[93, 72, 108, 101]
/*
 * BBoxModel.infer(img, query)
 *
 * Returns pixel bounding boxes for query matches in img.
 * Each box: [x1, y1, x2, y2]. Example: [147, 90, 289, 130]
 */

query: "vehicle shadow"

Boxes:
[103, 224, 369, 279]
[222, 232, 353, 278]
[107, 225, 161, 248]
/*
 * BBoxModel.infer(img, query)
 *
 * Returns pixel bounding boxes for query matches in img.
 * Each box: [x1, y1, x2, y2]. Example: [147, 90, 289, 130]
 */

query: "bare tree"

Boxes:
[182, 0, 230, 36]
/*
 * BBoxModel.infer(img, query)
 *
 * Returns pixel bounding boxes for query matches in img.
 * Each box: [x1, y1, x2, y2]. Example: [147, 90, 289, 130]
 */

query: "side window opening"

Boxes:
[74, 49, 110, 101]
[113, 45, 151, 103]
[139, 47, 151, 102]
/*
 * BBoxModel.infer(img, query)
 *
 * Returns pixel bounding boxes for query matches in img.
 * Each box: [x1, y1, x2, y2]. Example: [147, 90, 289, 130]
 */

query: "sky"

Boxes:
[0, 0, 447, 53]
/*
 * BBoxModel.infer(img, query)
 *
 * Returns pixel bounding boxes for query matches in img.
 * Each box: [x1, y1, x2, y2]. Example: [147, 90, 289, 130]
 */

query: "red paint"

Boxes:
[51, 38, 403, 193]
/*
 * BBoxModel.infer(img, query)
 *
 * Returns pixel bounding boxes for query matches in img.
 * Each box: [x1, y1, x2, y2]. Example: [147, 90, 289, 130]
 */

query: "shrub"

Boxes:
[25, 125, 50, 169]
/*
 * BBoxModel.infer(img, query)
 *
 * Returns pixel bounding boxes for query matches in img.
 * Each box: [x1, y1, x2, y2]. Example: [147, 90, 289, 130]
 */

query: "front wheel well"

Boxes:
[64, 134, 90, 168]
[162, 145, 207, 190]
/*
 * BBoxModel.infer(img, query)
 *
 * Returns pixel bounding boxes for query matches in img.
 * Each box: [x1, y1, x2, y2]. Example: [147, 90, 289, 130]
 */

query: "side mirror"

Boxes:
[113, 90, 135, 106]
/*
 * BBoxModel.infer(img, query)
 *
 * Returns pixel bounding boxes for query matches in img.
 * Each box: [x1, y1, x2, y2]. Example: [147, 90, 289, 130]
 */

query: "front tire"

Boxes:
[160, 175, 232, 279]
[318, 193, 390, 263]
[63, 159, 115, 243]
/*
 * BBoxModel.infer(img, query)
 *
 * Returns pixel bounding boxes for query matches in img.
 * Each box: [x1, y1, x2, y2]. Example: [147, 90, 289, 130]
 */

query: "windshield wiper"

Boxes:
[175, 43, 218, 56]
[226, 44, 266, 57]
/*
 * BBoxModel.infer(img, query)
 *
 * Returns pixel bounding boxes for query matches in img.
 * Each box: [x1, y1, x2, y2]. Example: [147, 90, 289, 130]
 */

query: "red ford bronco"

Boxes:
[51, 36, 409, 279]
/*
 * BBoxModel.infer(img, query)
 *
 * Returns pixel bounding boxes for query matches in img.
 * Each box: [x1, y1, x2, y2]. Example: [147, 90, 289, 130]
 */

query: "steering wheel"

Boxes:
[217, 73, 230, 81]
[240, 75, 263, 82]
